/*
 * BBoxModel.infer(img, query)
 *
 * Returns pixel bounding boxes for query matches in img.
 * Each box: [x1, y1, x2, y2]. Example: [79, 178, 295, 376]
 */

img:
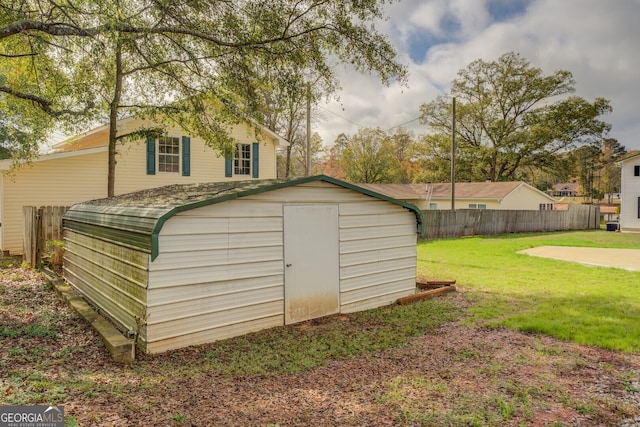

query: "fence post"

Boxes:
[23, 207, 37, 267]
[36, 207, 45, 267]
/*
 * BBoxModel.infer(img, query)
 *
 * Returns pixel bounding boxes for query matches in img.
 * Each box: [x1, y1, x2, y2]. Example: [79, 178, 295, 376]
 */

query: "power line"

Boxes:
[318, 105, 365, 128]
[386, 117, 421, 131]
[319, 106, 422, 133]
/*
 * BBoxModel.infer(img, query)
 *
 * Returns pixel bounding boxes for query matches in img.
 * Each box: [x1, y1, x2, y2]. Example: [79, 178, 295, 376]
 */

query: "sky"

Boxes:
[314, 0, 640, 151]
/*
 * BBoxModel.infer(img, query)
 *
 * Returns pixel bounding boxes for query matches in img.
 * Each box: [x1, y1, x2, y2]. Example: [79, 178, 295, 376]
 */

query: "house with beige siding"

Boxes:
[63, 176, 423, 353]
[620, 152, 640, 232]
[358, 181, 556, 211]
[0, 116, 287, 255]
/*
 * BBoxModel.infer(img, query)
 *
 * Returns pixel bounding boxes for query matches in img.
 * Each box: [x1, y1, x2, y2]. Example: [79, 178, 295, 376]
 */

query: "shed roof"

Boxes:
[64, 175, 424, 261]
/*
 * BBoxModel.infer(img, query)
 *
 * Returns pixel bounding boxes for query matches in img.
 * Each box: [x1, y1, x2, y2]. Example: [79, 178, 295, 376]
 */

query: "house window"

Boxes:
[225, 142, 259, 178]
[146, 136, 190, 176]
[429, 203, 438, 210]
[469, 204, 486, 209]
[635, 165, 640, 176]
[234, 143, 251, 175]
[539, 204, 546, 210]
[158, 137, 180, 173]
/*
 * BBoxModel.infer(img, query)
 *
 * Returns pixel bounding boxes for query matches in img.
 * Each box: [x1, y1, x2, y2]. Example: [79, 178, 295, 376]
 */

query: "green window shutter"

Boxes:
[146, 138, 156, 175]
[225, 155, 233, 177]
[182, 136, 191, 176]
[252, 142, 259, 178]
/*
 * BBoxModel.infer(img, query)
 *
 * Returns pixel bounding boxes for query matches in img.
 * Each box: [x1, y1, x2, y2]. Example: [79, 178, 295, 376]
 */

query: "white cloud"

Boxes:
[316, 0, 640, 150]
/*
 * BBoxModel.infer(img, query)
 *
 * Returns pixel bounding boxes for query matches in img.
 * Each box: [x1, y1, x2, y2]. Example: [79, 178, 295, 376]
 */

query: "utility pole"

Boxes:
[451, 97, 456, 210]
[305, 82, 311, 177]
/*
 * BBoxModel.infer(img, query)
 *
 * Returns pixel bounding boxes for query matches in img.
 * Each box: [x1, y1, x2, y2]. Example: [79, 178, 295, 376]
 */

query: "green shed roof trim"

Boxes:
[64, 175, 424, 261]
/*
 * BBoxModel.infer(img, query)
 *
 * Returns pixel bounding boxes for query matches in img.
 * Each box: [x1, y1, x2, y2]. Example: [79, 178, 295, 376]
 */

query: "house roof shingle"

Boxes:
[357, 181, 526, 200]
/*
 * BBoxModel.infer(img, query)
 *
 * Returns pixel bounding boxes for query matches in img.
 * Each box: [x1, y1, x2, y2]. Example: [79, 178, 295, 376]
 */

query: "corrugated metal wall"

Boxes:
[338, 201, 417, 313]
[144, 181, 417, 353]
[146, 201, 285, 353]
[63, 230, 150, 347]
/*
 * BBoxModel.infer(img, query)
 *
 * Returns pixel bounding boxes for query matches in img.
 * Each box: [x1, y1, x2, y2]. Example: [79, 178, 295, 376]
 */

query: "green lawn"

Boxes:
[417, 230, 640, 352]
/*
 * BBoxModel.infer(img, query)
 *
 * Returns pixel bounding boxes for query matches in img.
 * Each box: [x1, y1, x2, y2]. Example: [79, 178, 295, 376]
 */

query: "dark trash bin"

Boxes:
[606, 222, 619, 232]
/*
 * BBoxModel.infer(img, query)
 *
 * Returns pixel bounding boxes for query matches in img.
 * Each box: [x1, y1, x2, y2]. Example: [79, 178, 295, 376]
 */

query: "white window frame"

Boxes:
[234, 143, 251, 176]
[158, 136, 180, 173]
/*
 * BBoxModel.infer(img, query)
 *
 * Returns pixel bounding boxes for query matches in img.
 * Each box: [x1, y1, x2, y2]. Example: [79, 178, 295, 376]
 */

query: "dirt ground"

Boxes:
[2, 268, 640, 426]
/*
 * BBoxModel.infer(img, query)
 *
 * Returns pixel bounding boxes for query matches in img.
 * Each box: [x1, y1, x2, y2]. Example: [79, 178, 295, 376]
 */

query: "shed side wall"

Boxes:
[63, 229, 150, 346]
[146, 181, 417, 353]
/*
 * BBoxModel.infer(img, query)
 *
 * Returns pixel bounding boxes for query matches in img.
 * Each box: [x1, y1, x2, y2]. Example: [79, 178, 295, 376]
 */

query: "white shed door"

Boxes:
[284, 205, 339, 324]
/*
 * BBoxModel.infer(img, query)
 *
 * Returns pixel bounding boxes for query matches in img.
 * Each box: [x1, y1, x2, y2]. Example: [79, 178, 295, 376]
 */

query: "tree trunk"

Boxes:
[284, 145, 292, 178]
[107, 42, 123, 197]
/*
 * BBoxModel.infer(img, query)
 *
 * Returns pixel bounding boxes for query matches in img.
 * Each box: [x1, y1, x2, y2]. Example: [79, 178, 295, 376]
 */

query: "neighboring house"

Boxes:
[63, 176, 423, 353]
[549, 182, 579, 197]
[600, 205, 619, 223]
[620, 152, 640, 232]
[357, 181, 556, 211]
[0, 116, 287, 254]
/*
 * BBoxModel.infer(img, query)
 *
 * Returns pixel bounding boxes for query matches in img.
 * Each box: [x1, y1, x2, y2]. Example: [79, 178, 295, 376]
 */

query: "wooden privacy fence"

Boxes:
[23, 206, 69, 267]
[422, 204, 600, 239]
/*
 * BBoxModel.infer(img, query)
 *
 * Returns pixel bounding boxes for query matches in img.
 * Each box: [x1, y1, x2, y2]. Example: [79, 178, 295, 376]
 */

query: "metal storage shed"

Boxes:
[63, 175, 424, 353]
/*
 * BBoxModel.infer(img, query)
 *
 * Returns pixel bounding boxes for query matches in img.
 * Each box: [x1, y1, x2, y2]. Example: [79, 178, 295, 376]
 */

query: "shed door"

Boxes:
[284, 205, 339, 324]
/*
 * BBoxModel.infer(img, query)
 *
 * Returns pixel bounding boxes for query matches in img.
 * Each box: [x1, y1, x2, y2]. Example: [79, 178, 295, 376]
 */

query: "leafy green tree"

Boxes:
[340, 128, 401, 183]
[259, 68, 330, 178]
[276, 131, 323, 178]
[0, 100, 51, 162]
[598, 139, 626, 203]
[419, 52, 612, 182]
[1, 0, 406, 195]
[572, 144, 601, 201]
[0, 0, 97, 164]
[318, 133, 349, 180]
[389, 128, 417, 183]
[412, 132, 483, 183]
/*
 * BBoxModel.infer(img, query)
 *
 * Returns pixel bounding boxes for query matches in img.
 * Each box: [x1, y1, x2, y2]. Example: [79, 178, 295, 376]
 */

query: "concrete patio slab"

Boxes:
[518, 246, 640, 272]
